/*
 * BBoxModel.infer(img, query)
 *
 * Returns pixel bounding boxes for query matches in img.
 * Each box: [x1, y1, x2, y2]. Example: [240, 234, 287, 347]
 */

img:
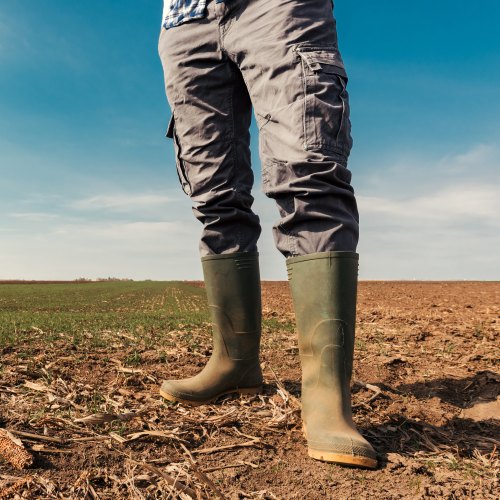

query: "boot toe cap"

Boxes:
[307, 435, 377, 468]
[160, 380, 198, 402]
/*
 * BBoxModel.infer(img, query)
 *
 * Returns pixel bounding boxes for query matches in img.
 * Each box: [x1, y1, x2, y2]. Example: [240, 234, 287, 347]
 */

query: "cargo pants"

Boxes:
[158, 0, 359, 257]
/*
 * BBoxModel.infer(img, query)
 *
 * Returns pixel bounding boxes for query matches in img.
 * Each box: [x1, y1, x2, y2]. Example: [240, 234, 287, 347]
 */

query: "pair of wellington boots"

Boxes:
[160, 251, 377, 469]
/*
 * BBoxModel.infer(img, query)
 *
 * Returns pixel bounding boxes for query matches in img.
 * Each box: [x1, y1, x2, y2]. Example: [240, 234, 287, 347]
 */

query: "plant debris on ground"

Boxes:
[0, 280, 498, 498]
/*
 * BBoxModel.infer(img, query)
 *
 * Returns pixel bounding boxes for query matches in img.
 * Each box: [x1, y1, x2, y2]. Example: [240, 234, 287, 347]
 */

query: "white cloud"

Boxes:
[357, 143, 500, 279]
[70, 193, 174, 213]
[9, 212, 59, 221]
[445, 143, 496, 170]
[1, 189, 200, 280]
[1, 219, 201, 281]
[1, 145, 499, 280]
[53, 220, 185, 243]
[360, 184, 500, 223]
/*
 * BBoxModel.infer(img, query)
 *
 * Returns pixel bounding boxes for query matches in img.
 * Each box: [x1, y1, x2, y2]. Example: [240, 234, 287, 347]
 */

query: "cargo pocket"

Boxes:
[295, 45, 353, 158]
[166, 114, 192, 196]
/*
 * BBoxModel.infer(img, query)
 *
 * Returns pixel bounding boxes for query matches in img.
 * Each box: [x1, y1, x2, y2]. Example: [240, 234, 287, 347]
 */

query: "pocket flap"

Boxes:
[296, 47, 347, 78]
[165, 114, 175, 139]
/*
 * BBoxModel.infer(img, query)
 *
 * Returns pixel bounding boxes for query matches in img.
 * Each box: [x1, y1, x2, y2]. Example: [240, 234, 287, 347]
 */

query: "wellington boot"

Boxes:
[287, 251, 377, 469]
[160, 252, 263, 405]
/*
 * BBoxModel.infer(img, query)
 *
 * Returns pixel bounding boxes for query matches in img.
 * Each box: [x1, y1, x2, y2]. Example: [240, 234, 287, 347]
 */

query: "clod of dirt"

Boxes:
[462, 398, 500, 422]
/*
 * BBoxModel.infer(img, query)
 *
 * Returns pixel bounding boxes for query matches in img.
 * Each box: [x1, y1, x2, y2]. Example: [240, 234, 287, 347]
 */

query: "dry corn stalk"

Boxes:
[0, 478, 30, 499]
[0, 429, 33, 469]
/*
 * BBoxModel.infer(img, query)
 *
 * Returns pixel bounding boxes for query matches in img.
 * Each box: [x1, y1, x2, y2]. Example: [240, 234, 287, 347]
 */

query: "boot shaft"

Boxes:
[160, 251, 263, 404]
[287, 251, 358, 425]
[287, 251, 358, 380]
[202, 252, 261, 361]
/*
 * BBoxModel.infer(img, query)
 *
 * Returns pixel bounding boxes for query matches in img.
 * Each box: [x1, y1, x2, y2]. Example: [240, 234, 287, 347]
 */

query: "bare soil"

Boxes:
[1, 281, 498, 499]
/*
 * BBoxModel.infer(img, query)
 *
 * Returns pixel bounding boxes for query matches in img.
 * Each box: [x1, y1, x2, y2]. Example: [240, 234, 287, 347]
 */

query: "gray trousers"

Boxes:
[158, 0, 359, 257]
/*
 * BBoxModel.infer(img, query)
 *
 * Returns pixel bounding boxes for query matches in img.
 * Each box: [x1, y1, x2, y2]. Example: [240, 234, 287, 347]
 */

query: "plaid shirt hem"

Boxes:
[162, 0, 226, 30]
[162, 0, 206, 29]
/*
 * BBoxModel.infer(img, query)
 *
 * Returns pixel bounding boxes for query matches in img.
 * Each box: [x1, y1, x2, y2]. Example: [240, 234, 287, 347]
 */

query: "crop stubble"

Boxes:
[0, 281, 498, 498]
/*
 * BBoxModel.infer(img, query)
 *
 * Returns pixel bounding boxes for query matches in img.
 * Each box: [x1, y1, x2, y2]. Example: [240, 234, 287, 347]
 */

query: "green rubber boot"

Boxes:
[287, 251, 377, 468]
[160, 252, 263, 405]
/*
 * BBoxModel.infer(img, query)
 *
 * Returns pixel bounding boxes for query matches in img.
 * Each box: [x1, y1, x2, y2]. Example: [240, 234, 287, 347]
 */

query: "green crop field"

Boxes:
[0, 281, 210, 347]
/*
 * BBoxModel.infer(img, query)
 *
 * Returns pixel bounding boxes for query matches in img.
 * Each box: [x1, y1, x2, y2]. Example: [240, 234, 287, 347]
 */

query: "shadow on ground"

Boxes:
[272, 372, 499, 470]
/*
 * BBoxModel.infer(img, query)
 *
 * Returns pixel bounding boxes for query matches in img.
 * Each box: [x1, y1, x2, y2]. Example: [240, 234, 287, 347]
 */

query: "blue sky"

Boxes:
[1, 0, 499, 280]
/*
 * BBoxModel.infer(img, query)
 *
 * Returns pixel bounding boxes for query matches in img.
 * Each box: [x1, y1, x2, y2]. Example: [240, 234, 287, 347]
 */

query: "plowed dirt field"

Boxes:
[0, 281, 498, 498]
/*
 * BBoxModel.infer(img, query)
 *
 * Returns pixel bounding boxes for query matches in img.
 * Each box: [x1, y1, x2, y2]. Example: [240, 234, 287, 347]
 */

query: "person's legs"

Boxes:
[222, 0, 376, 467]
[158, 2, 263, 404]
[158, 4, 261, 256]
[222, 0, 358, 257]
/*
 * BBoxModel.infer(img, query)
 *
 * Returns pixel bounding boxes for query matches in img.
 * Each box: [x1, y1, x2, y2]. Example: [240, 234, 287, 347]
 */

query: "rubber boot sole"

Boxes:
[159, 386, 263, 406]
[308, 448, 378, 469]
[302, 423, 377, 469]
